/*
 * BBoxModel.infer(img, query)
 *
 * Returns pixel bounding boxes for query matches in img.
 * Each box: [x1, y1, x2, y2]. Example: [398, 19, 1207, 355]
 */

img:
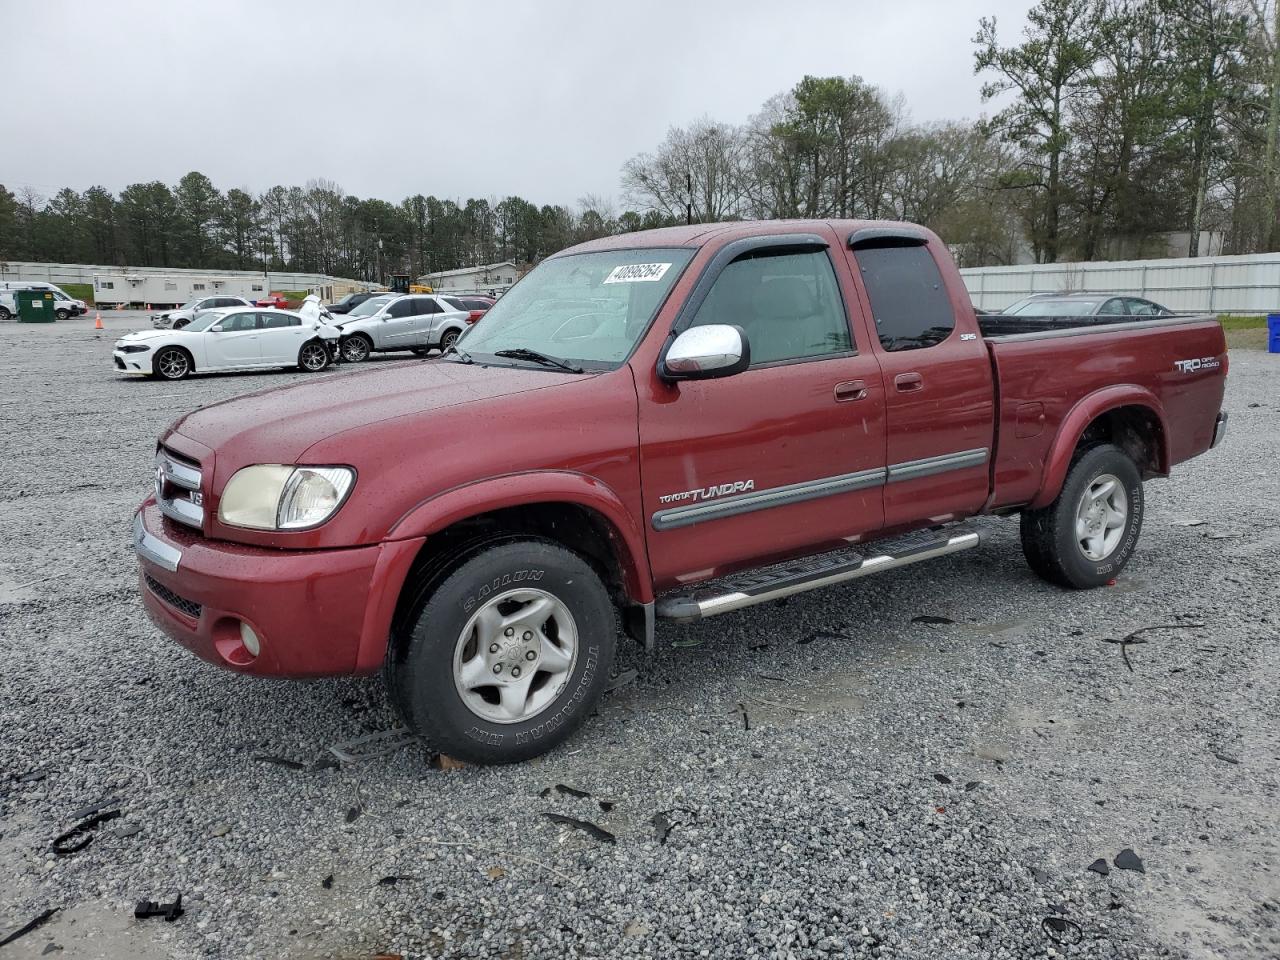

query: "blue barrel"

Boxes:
[1269, 313, 1280, 354]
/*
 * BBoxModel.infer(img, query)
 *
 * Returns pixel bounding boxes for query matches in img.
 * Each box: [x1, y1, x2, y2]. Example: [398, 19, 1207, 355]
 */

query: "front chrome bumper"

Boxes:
[133, 510, 182, 571]
[1211, 410, 1228, 448]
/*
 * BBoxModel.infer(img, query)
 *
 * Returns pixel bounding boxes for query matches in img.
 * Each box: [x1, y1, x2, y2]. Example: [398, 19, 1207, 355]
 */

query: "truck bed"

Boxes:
[982, 312, 1227, 509]
[977, 311, 1205, 339]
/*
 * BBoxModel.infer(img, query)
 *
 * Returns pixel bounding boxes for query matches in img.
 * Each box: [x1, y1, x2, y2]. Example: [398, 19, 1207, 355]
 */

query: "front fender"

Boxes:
[1030, 385, 1168, 509]
[388, 470, 653, 604]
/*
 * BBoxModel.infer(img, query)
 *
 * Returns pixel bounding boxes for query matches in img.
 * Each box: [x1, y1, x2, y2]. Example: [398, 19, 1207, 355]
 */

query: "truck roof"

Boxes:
[558, 219, 935, 256]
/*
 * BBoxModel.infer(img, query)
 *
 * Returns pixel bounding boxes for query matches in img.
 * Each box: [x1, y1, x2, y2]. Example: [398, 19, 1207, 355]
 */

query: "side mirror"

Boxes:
[210, 324, 223, 333]
[659, 324, 750, 381]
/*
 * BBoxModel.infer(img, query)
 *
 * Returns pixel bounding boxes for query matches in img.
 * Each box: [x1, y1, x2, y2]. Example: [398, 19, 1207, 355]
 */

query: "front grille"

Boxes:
[155, 447, 204, 531]
[145, 574, 202, 619]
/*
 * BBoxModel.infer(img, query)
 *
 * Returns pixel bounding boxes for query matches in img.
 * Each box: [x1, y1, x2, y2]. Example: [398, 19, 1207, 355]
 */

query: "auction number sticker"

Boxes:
[603, 262, 672, 284]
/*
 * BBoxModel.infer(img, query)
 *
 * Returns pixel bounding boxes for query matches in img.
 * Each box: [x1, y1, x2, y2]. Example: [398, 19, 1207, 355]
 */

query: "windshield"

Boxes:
[348, 295, 392, 318]
[184, 309, 229, 332]
[457, 248, 694, 369]
[1009, 298, 1103, 316]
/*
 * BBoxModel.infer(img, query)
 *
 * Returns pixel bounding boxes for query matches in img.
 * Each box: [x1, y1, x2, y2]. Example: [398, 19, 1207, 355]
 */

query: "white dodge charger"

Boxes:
[114, 298, 341, 380]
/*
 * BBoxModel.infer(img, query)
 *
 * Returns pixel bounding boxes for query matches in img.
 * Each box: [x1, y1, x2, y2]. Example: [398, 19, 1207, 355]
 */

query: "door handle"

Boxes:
[834, 379, 867, 402]
[894, 372, 923, 392]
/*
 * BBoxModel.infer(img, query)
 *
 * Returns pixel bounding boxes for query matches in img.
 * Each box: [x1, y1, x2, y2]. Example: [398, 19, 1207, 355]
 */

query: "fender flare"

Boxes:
[1030, 385, 1169, 509]
[387, 470, 653, 604]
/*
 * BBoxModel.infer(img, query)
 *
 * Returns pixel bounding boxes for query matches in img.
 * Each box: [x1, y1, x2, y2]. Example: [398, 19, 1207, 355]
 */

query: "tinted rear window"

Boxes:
[853, 245, 955, 351]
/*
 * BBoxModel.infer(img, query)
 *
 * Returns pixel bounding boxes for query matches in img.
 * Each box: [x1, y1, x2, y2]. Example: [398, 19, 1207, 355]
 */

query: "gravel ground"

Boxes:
[1, 312, 1277, 960]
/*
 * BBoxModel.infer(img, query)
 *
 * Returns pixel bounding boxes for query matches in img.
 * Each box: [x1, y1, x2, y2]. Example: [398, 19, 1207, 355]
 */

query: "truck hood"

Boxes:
[166, 359, 584, 468]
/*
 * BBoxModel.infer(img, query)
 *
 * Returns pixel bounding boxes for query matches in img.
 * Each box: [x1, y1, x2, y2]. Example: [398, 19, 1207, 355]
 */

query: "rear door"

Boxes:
[638, 232, 887, 588]
[258, 310, 304, 362]
[845, 234, 994, 529]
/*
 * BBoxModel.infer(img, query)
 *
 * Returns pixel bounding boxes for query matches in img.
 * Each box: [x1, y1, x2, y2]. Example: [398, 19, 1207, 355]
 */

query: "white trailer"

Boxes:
[92, 272, 274, 308]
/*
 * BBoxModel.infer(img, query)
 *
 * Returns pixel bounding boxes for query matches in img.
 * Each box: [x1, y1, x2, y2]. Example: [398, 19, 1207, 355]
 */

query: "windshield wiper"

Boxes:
[441, 344, 473, 364]
[492, 348, 585, 374]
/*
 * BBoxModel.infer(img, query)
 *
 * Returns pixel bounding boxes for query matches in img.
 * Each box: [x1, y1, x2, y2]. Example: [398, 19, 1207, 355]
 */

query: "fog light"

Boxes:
[239, 621, 261, 657]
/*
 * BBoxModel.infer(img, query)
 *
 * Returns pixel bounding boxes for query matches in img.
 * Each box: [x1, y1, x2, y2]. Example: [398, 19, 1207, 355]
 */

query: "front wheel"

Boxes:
[386, 539, 617, 764]
[1020, 443, 1143, 589]
[153, 347, 192, 381]
[341, 334, 372, 362]
[172, 318, 189, 330]
[438, 328, 461, 352]
[297, 339, 330, 372]
[55, 309, 70, 321]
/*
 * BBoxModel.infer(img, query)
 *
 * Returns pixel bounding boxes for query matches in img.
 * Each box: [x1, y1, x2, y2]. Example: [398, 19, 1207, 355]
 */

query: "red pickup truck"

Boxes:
[133, 220, 1229, 763]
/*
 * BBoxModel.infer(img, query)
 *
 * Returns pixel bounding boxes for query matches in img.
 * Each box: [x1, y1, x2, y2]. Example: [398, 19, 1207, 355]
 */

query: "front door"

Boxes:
[637, 237, 887, 589]
[381, 297, 423, 348]
[205, 311, 262, 368]
[845, 240, 994, 529]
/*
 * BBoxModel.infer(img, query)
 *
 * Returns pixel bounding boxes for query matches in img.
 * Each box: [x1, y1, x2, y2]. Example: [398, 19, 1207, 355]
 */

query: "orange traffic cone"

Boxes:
[94, 312, 104, 330]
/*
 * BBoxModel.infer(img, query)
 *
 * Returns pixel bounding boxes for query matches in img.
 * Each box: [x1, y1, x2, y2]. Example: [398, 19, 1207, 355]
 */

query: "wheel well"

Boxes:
[389, 502, 633, 641]
[1076, 405, 1165, 479]
[154, 344, 194, 372]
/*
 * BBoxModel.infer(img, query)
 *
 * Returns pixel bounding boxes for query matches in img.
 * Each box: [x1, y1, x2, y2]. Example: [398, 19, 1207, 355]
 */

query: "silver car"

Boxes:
[336, 293, 470, 362]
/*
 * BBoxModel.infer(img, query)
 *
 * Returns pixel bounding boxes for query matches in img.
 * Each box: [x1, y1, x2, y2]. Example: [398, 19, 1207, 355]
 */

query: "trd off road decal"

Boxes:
[1173, 356, 1221, 373]
[658, 479, 755, 505]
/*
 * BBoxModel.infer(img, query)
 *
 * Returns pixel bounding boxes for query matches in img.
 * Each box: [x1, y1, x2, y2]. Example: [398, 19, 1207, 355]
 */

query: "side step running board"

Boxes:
[655, 527, 981, 623]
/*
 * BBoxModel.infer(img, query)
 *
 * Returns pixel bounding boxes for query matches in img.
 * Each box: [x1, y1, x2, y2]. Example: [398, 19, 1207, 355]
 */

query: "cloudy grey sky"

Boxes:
[2, 0, 1033, 207]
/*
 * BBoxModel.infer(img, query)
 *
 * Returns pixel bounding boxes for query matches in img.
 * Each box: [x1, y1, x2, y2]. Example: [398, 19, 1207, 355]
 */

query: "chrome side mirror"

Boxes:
[659, 324, 750, 381]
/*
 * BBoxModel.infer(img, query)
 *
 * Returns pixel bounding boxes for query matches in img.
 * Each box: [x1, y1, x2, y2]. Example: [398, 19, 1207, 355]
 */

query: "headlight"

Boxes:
[218, 465, 355, 530]
[120, 344, 151, 353]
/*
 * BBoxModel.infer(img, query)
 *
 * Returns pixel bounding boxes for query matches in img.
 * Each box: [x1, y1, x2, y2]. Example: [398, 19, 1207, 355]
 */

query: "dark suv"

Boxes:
[325, 291, 390, 315]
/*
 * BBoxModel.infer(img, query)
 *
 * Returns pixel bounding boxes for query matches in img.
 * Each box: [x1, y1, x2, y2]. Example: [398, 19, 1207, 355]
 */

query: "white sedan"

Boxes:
[113, 299, 341, 380]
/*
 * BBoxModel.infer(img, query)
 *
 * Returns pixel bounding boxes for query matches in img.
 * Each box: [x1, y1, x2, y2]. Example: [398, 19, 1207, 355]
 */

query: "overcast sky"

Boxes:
[2, 0, 1033, 208]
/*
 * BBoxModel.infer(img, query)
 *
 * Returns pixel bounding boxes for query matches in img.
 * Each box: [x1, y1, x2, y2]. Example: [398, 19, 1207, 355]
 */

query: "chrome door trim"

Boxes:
[652, 467, 887, 531]
[886, 447, 989, 483]
[649, 447, 990, 531]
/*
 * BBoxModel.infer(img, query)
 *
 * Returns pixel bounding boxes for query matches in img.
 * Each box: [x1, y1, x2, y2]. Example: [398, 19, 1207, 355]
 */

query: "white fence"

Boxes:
[0, 261, 365, 299]
[961, 252, 1280, 315]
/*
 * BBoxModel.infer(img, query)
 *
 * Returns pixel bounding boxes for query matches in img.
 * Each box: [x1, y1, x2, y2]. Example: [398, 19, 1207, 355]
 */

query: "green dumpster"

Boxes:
[16, 289, 56, 322]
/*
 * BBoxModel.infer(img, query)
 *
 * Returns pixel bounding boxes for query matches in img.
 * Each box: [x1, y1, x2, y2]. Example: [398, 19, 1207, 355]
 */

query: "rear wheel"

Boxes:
[386, 539, 616, 764]
[342, 334, 372, 362]
[297, 339, 330, 372]
[1020, 443, 1143, 589]
[0, 307, 11, 321]
[153, 347, 192, 381]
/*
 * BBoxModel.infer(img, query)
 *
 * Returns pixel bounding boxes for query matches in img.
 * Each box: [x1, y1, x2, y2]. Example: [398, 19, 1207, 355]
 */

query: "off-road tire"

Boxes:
[386, 539, 616, 764]
[1020, 443, 1143, 589]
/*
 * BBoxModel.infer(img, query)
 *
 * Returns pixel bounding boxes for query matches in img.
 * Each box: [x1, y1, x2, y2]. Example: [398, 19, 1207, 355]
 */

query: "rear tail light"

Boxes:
[467, 310, 483, 324]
